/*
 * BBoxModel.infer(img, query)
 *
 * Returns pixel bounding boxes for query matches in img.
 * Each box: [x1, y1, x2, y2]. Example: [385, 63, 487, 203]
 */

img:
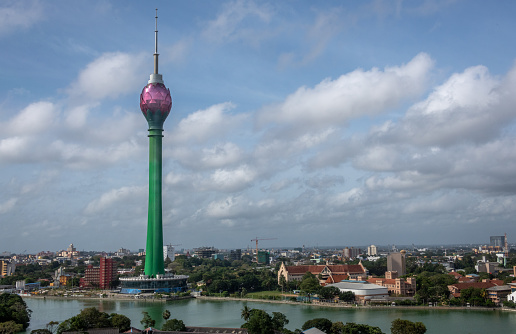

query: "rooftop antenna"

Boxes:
[149, 8, 163, 84]
[154, 8, 159, 74]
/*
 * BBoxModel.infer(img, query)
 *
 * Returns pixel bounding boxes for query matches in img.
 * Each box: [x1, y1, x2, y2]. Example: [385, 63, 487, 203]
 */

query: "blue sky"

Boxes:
[1, 0, 516, 253]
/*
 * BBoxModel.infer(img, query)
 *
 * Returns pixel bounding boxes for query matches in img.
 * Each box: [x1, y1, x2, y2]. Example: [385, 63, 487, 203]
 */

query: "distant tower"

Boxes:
[140, 9, 172, 278]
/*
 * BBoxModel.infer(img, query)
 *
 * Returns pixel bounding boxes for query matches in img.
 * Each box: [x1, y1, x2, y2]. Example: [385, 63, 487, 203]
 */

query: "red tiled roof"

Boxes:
[325, 274, 349, 284]
[449, 282, 497, 290]
[286, 265, 365, 275]
[448, 272, 463, 278]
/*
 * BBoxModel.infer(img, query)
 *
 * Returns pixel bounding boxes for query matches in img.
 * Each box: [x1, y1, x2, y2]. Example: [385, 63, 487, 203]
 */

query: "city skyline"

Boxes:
[1, 1, 516, 253]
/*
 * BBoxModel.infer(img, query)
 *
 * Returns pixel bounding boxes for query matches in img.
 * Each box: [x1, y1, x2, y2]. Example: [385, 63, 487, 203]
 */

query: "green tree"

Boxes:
[0, 320, 23, 334]
[161, 319, 186, 331]
[162, 310, 171, 320]
[318, 286, 340, 300]
[301, 318, 333, 334]
[241, 309, 288, 334]
[390, 319, 426, 334]
[271, 312, 289, 331]
[0, 293, 32, 330]
[140, 311, 155, 328]
[333, 322, 385, 334]
[110, 313, 131, 332]
[30, 329, 51, 334]
[56, 308, 113, 334]
[299, 272, 320, 302]
[46, 321, 59, 334]
[241, 306, 251, 321]
[339, 291, 355, 303]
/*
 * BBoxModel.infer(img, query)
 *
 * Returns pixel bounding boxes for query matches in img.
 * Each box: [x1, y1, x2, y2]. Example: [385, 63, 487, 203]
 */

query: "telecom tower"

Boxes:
[120, 10, 187, 293]
[139, 8, 172, 278]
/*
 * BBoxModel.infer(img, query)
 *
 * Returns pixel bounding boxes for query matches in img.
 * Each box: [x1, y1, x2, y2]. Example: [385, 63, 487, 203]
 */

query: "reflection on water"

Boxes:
[24, 298, 516, 334]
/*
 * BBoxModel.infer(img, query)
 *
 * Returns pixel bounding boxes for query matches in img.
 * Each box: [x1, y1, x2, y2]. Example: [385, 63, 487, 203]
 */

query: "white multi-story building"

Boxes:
[367, 245, 377, 256]
[163, 245, 175, 262]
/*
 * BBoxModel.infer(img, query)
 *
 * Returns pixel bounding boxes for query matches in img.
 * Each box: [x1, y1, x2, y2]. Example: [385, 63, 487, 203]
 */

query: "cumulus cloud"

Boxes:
[84, 186, 145, 214]
[206, 164, 257, 192]
[258, 53, 434, 129]
[171, 102, 247, 144]
[373, 64, 516, 147]
[3, 101, 57, 136]
[67, 52, 146, 101]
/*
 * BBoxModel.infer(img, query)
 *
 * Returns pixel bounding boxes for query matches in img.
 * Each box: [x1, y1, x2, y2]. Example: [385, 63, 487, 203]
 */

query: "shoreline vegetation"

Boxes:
[21, 293, 516, 312]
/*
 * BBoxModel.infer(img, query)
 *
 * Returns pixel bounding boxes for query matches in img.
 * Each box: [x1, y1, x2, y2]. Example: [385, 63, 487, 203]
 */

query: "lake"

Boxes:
[23, 297, 516, 333]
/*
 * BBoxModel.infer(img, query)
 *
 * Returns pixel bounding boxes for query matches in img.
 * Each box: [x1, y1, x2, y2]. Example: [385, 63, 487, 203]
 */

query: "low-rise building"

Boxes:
[278, 263, 367, 284]
[367, 271, 416, 296]
[327, 281, 388, 303]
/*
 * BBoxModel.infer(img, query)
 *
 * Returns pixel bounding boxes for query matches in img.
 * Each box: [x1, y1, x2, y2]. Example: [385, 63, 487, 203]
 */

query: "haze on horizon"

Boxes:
[1, 1, 516, 253]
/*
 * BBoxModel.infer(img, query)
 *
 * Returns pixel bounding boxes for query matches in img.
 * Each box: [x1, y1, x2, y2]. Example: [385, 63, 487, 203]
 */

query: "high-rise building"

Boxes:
[194, 247, 217, 259]
[367, 245, 377, 256]
[387, 251, 406, 276]
[229, 249, 242, 261]
[80, 257, 117, 289]
[257, 251, 270, 264]
[164, 245, 175, 262]
[490, 236, 506, 248]
[0, 260, 15, 276]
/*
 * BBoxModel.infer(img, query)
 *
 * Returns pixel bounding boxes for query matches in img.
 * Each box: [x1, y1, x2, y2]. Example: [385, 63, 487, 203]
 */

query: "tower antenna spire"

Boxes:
[154, 8, 159, 74]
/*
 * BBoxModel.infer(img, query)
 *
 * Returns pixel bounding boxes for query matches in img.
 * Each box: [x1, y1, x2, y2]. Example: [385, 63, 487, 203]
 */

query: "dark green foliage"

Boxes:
[0, 293, 32, 330]
[0, 320, 23, 334]
[140, 311, 155, 328]
[241, 309, 289, 334]
[318, 286, 340, 300]
[338, 291, 356, 302]
[338, 322, 384, 334]
[161, 319, 186, 331]
[56, 307, 130, 334]
[299, 272, 321, 301]
[162, 309, 171, 320]
[361, 258, 388, 276]
[301, 318, 333, 333]
[30, 329, 51, 334]
[390, 319, 426, 334]
[110, 313, 131, 332]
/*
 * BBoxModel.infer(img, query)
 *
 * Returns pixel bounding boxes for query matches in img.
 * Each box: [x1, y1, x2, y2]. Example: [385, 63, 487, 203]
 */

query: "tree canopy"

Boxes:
[390, 318, 426, 334]
[56, 307, 130, 334]
[0, 293, 32, 330]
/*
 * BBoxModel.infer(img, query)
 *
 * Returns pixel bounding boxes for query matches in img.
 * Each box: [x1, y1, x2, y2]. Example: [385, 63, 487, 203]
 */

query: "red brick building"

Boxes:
[80, 257, 117, 289]
[277, 263, 366, 284]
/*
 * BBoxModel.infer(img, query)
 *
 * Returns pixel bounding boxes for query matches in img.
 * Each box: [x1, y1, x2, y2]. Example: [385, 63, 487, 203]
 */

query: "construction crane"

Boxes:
[251, 237, 277, 262]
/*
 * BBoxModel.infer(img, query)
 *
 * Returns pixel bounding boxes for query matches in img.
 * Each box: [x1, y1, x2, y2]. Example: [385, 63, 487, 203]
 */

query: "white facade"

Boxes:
[367, 245, 377, 256]
[327, 281, 389, 300]
[164, 245, 175, 262]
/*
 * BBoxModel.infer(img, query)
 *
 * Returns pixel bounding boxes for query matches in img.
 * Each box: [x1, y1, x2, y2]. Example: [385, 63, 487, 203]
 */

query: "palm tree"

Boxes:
[241, 305, 251, 321]
[162, 310, 171, 320]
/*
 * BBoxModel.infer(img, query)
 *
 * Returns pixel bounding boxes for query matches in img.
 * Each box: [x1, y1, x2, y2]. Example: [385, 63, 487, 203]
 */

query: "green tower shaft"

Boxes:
[140, 9, 171, 278]
[144, 128, 165, 277]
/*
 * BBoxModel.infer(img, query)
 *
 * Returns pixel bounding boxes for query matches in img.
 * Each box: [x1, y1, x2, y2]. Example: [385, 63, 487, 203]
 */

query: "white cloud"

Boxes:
[5, 101, 57, 136]
[171, 102, 246, 144]
[207, 164, 257, 192]
[67, 52, 146, 101]
[0, 198, 17, 214]
[84, 186, 145, 214]
[0, 0, 44, 36]
[202, 0, 272, 44]
[258, 53, 434, 128]
[373, 63, 516, 147]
